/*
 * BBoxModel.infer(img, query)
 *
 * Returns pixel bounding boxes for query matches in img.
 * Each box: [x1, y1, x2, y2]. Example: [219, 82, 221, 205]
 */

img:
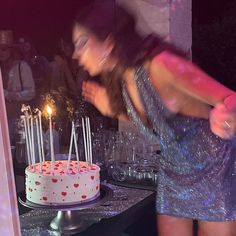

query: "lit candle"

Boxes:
[38, 110, 45, 162]
[46, 105, 54, 173]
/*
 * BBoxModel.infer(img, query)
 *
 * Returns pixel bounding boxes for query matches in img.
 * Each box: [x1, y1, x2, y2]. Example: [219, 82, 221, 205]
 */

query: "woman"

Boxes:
[72, 3, 236, 235]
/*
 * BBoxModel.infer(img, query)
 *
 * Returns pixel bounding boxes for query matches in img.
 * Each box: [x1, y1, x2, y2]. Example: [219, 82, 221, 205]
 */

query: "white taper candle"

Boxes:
[35, 117, 42, 172]
[67, 121, 74, 172]
[38, 111, 45, 162]
[22, 115, 30, 166]
[26, 115, 32, 165]
[85, 117, 90, 164]
[82, 117, 88, 163]
[87, 117, 92, 165]
[47, 105, 54, 173]
[73, 123, 80, 170]
[30, 116, 36, 165]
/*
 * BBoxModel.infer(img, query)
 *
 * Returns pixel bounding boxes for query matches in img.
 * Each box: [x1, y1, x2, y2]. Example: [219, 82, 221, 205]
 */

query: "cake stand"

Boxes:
[19, 184, 113, 235]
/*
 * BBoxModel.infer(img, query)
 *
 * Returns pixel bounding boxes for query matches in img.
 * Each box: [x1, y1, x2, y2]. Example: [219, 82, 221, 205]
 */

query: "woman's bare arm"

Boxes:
[149, 51, 236, 139]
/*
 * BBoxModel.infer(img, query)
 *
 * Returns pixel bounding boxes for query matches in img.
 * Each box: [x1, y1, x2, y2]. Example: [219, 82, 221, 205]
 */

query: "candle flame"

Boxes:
[46, 105, 52, 115]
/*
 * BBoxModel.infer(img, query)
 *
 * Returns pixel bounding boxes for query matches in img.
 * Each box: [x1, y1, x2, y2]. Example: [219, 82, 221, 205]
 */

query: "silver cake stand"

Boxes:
[19, 184, 113, 234]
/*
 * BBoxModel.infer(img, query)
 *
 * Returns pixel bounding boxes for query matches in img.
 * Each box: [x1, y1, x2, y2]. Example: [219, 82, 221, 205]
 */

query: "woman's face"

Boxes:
[72, 24, 111, 76]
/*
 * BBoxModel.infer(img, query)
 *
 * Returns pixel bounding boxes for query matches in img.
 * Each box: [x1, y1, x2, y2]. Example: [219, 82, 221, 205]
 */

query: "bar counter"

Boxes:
[19, 181, 156, 236]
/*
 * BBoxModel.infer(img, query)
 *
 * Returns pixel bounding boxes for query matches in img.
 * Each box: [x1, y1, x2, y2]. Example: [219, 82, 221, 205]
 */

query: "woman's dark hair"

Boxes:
[74, 2, 186, 117]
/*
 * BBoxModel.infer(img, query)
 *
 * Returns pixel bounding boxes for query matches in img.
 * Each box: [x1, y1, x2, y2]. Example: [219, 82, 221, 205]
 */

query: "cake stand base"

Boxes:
[19, 184, 113, 234]
[50, 210, 85, 234]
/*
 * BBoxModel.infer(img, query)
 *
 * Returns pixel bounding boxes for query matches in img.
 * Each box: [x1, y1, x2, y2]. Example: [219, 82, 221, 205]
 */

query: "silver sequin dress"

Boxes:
[122, 66, 236, 221]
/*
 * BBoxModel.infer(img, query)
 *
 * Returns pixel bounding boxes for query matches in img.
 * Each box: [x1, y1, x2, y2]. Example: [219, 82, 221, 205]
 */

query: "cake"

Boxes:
[25, 160, 100, 205]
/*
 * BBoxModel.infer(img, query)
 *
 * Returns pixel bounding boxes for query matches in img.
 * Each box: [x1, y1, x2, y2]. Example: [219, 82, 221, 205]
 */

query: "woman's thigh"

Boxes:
[198, 220, 236, 236]
[157, 214, 193, 236]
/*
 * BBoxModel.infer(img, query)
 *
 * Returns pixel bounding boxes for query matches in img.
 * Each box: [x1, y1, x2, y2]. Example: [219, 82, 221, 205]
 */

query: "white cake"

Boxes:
[25, 160, 100, 205]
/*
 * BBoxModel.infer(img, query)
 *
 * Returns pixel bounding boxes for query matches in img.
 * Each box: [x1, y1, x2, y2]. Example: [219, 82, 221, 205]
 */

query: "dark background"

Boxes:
[192, 0, 236, 89]
[0, 0, 236, 88]
[0, 0, 89, 58]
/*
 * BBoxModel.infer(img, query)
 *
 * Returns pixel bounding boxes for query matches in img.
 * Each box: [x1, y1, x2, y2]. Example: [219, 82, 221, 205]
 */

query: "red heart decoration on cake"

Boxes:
[61, 192, 67, 196]
[43, 196, 47, 201]
[74, 184, 79, 188]
[91, 167, 96, 170]
[35, 181, 41, 185]
[60, 171, 65, 174]
[96, 186, 99, 190]
[52, 179, 58, 183]
[81, 195, 87, 199]
[91, 176, 94, 180]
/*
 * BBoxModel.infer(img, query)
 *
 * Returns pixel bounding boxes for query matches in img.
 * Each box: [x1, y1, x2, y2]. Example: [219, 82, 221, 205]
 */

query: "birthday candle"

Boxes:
[35, 116, 42, 172]
[87, 117, 92, 165]
[67, 121, 74, 172]
[73, 122, 80, 170]
[26, 114, 32, 165]
[46, 105, 54, 173]
[82, 117, 88, 163]
[38, 111, 45, 163]
[21, 115, 30, 166]
[85, 117, 90, 164]
[30, 115, 36, 165]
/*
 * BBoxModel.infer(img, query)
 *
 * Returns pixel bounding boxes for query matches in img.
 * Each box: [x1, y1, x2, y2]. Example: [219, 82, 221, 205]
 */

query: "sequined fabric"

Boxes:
[122, 66, 236, 221]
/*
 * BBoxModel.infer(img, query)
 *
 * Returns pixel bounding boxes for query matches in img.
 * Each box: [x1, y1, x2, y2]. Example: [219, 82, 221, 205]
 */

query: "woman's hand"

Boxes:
[209, 103, 236, 139]
[82, 81, 114, 117]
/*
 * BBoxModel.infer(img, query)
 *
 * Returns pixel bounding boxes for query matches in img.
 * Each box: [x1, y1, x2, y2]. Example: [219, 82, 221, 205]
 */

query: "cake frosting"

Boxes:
[25, 160, 100, 205]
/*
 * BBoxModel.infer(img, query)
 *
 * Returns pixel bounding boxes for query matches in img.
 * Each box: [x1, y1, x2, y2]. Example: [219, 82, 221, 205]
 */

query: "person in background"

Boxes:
[0, 30, 35, 145]
[72, 3, 236, 236]
[18, 36, 50, 106]
[50, 37, 78, 97]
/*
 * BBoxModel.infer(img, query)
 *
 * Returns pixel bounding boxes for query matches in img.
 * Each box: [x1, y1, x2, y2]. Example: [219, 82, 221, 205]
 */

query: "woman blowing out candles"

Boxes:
[72, 3, 236, 236]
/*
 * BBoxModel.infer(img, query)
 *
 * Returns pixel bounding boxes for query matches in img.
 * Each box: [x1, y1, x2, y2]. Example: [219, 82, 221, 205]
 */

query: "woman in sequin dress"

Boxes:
[72, 3, 236, 236]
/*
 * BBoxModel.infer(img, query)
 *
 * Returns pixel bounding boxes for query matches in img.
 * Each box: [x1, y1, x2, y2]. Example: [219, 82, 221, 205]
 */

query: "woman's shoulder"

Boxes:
[151, 50, 184, 64]
[146, 51, 186, 85]
[149, 50, 191, 75]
